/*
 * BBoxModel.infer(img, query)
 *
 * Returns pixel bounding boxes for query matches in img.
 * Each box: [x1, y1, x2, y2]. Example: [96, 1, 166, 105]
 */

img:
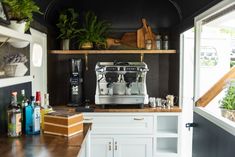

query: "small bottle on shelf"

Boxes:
[162, 35, 169, 50]
[155, 35, 162, 50]
[7, 92, 22, 137]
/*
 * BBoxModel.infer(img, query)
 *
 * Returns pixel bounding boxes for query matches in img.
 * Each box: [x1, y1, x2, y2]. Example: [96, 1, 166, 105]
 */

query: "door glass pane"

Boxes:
[198, 9, 235, 112]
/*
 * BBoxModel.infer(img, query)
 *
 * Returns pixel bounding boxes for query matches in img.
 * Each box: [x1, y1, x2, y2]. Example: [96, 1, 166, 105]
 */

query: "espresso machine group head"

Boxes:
[95, 62, 149, 108]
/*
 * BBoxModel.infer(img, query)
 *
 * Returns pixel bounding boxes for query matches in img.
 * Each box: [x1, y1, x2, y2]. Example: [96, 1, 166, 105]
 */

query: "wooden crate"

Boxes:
[44, 111, 83, 137]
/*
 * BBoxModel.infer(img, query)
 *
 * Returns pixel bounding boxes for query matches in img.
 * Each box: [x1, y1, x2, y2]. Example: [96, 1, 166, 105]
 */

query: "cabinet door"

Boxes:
[91, 137, 113, 157]
[114, 138, 152, 157]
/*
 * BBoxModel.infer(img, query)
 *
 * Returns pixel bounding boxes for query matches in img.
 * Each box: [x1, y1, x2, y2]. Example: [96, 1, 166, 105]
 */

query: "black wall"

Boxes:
[0, 83, 32, 134]
[193, 113, 235, 157]
[31, 0, 223, 105]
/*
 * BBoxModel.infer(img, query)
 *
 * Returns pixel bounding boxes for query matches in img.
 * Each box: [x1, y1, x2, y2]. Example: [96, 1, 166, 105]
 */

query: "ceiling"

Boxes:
[33, 0, 222, 31]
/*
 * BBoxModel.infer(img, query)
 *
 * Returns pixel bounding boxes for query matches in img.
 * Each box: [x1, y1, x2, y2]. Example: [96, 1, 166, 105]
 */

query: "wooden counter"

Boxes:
[54, 105, 182, 112]
[0, 123, 91, 157]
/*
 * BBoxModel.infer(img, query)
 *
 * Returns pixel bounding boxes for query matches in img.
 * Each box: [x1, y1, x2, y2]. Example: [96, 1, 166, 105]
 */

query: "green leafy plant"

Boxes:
[78, 11, 110, 49]
[56, 8, 81, 40]
[3, 0, 42, 31]
[220, 81, 235, 110]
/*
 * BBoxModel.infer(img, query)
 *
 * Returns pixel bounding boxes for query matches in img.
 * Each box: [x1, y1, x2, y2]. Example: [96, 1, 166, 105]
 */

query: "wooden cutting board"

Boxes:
[120, 32, 137, 48]
[137, 18, 156, 49]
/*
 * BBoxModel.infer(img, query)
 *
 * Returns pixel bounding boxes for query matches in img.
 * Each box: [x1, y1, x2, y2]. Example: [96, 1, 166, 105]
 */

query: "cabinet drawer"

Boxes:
[84, 115, 154, 134]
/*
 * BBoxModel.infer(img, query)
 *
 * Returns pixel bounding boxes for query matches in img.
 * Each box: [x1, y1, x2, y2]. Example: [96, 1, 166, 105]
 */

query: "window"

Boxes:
[32, 43, 43, 67]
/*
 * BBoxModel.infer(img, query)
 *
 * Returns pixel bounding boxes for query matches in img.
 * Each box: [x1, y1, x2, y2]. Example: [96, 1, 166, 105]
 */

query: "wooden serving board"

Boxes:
[120, 32, 137, 48]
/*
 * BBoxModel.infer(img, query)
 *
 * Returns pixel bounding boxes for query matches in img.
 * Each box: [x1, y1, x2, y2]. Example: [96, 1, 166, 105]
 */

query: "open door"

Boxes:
[192, 0, 235, 156]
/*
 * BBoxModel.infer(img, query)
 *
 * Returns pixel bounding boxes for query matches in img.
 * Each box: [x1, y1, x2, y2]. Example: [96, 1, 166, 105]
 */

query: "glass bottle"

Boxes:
[162, 35, 169, 50]
[156, 35, 162, 50]
[145, 40, 152, 50]
[18, 89, 27, 133]
[25, 96, 34, 135]
[7, 92, 22, 137]
[33, 95, 41, 134]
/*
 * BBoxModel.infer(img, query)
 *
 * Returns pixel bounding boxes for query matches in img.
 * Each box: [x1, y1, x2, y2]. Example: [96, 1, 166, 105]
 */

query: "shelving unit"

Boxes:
[0, 76, 33, 88]
[0, 25, 32, 88]
[50, 49, 176, 54]
[154, 114, 181, 157]
[0, 25, 32, 43]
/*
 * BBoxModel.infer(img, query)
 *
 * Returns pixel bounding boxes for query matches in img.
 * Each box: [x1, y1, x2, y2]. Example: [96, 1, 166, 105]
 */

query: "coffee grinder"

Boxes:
[68, 59, 83, 107]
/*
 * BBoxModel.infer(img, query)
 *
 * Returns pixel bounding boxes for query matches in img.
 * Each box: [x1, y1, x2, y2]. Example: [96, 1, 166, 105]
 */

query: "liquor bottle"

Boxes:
[18, 89, 28, 133]
[36, 91, 41, 107]
[25, 96, 34, 135]
[7, 92, 22, 137]
[33, 95, 41, 134]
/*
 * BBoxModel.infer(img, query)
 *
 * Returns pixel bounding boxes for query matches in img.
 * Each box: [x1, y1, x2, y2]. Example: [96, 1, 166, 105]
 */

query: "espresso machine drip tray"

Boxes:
[95, 62, 149, 109]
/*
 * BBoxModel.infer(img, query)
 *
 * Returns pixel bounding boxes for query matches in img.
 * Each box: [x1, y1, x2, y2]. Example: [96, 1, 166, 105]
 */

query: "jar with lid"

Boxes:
[155, 35, 162, 50]
[162, 35, 169, 50]
[145, 39, 152, 50]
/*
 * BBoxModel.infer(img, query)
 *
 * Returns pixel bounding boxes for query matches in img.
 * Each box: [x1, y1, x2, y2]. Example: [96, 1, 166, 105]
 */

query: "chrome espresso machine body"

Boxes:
[95, 62, 149, 108]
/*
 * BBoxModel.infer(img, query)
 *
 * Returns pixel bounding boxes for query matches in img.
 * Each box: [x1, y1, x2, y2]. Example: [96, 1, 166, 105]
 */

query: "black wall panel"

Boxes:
[0, 83, 32, 134]
[49, 54, 171, 105]
[193, 113, 235, 157]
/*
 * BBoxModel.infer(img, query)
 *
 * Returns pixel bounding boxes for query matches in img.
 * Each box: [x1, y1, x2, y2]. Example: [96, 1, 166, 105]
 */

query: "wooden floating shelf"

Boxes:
[50, 49, 176, 54]
[50, 49, 176, 70]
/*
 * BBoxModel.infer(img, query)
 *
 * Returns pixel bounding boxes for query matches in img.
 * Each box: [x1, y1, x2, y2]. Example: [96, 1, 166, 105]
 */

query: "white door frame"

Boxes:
[30, 28, 47, 97]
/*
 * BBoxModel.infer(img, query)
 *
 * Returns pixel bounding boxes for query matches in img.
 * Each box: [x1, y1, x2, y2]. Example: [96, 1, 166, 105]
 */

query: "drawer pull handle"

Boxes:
[134, 118, 144, 121]
[115, 142, 117, 150]
[109, 142, 112, 151]
[84, 118, 93, 120]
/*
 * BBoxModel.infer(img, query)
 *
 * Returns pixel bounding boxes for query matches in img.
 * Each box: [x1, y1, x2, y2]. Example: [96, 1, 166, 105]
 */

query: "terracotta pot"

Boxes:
[221, 109, 235, 122]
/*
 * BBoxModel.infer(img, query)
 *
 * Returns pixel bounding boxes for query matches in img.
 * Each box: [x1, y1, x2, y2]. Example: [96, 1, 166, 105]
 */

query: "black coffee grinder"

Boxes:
[68, 59, 83, 107]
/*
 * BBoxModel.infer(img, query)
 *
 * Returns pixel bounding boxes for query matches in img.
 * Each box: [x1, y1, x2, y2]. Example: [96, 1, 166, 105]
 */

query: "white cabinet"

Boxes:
[84, 115, 154, 134]
[84, 112, 181, 157]
[91, 136, 152, 157]
[91, 137, 113, 157]
[154, 113, 181, 157]
[115, 137, 152, 157]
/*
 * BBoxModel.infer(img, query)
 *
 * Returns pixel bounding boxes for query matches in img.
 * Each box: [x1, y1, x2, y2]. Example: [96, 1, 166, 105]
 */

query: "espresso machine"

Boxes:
[68, 59, 83, 107]
[95, 62, 149, 108]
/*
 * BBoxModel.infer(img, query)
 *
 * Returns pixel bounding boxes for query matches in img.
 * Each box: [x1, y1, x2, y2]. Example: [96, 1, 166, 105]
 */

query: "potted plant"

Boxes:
[219, 80, 235, 122]
[56, 8, 81, 50]
[78, 11, 110, 49]
[3, 0, 42, 33]
[3, 53, 28, 77]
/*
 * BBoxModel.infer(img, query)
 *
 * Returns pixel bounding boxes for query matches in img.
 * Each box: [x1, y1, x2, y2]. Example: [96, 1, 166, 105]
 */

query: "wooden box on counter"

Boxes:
[44, 111, 83, 137]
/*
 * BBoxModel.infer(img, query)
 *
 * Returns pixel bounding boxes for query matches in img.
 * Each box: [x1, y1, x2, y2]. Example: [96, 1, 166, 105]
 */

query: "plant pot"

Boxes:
[4, 63, 28, 77]
[80, 42, 93, 49]
[61, 39, 70, 50]
[8, 20, 26, 33]
[221, 109, 235, 122]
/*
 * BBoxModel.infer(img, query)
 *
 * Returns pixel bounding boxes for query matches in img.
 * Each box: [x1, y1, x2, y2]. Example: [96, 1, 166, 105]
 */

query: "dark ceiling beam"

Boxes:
[168, 0, 183, 21]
